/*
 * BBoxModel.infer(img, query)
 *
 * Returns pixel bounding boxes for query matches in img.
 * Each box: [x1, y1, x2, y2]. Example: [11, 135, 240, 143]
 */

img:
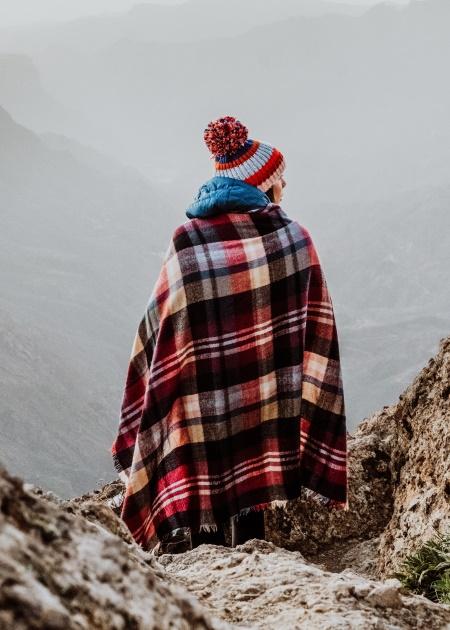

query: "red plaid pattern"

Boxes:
[111, 205, 348, 550]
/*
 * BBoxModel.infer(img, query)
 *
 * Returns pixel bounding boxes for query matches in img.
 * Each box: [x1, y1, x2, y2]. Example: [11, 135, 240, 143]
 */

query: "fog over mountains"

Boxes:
[0, 0, 368, 49]
[0, 106, 172, 495]
[1, 0, 449, 496]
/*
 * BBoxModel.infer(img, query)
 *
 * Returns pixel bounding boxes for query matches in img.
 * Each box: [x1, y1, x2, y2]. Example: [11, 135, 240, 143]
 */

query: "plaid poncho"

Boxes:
[111, 201, 348, 551]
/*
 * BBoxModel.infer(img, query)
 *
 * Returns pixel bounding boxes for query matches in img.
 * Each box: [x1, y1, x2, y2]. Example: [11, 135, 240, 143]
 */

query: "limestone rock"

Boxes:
[265, 427, 393, 561]
[265, 335, 450, 579]
[2, 336, 449, 628]
[0, 464, 229, 629]
[160, 539, 450, 629]
[375, 335, 450, 576]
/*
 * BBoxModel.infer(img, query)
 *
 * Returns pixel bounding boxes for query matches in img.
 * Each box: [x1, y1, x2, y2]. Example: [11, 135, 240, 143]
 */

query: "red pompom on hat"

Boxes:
[203, 115, 286, 194]
[204, 116, 249, 158]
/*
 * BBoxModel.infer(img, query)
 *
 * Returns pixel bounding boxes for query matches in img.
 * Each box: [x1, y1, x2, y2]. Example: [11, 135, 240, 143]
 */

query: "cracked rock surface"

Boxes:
[1, 337, 449, 628]
[0, 464, 229, 629]
[265, 335, 450, 579]
[160, 539, 450, 629]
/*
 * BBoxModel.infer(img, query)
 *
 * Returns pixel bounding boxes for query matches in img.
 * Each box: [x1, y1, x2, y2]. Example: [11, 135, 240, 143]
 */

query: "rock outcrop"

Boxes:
[0, 464, 227, 629]
[1, 336, 449, 628]
[1, 463, 449, 629]
[160, 539, 450, 629]
[265, 335, 450, 578]
[265, 425, 393, 575]
[375, 334, 450, 576]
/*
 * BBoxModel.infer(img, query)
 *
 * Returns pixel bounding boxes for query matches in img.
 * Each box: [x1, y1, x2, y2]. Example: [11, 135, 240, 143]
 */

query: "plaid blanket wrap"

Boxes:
[111, 204, 348, 550]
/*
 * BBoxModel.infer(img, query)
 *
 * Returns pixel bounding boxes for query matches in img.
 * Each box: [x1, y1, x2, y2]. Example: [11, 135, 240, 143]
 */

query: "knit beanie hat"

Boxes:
[203, 116, 286, 193]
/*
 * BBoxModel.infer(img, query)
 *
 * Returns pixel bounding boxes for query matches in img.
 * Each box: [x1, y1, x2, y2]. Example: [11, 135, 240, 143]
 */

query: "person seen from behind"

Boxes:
[111, 116, 348, 555]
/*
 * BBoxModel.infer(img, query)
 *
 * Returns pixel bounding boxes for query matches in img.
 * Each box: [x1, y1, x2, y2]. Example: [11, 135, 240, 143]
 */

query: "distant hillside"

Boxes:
[12, 0, 446, 201]
[312, 182, 450, 425]
[0, 106, 176, 496]
[0, 0, 367, 54]
[0, 53, 112, 146]
[2, 2, 448, 200]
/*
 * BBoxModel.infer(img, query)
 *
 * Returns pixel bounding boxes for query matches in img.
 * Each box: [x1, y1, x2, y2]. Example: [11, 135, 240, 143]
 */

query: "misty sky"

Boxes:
[0, 0, 410, 28]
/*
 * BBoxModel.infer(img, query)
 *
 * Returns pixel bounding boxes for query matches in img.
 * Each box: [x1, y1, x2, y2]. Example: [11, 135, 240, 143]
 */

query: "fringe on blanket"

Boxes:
[232, 490, 349, 518]
[198, 522, 219, 533]
[232, 498, 289, 521]
[302, 487, 350, 511]
[152, 487, 349, 556]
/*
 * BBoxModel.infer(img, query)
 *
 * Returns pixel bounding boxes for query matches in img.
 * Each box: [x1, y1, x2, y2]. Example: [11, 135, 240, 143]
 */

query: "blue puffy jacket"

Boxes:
[185, 176, 271, 219]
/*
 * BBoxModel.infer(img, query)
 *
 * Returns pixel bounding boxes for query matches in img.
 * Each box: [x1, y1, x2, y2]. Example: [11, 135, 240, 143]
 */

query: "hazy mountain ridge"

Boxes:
[0, 106, 175, 496]
[2, 1, 448, 197]
[317, 179, 450, 423]
[0, 0, 368, 54]
[0, 53, 116, 150]
[26, 0, 450, 197]
[0, 53, 89, 137]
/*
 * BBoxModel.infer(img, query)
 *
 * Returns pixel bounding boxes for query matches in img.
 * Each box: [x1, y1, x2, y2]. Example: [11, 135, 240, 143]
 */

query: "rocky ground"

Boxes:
[265, 335, 450, 580]
[160, 539, 449, 629]
[0, 335, 449, 629]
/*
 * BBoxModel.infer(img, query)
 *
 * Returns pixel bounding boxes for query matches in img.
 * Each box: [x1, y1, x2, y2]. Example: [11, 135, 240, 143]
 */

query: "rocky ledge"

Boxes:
[0, 336, 449, 629]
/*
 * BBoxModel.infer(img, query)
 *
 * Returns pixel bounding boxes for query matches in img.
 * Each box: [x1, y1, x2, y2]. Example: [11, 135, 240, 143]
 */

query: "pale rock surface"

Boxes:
[1, 338, 449, 628]
[3, 464, 450, 629]
[160, 539, 450, 629]
[265, 335, 450, 578]
[0, 464, 229, 629]
[375, 335, 450, 576]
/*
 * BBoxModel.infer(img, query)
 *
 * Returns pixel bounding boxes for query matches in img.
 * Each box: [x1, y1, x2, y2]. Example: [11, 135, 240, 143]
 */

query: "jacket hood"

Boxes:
[186, 176, 271, 219]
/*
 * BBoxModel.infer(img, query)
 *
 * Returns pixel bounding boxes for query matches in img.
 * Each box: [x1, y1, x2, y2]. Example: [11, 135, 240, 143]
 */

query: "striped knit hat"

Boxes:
[203, 116, 286, 193]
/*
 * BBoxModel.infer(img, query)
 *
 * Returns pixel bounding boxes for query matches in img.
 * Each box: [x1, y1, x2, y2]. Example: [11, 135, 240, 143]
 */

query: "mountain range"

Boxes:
[0, 105, 175, 495]
[0, 0, 449, 495]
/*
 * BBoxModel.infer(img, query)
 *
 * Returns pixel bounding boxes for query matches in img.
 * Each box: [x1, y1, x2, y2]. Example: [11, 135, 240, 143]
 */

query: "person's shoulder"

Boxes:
[298, 223, 314, 243]
[168, 218, 202, 253]
[284, 219, 320, 264]
[283, 216, 313, 244]
[171, 217, 200, 237]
